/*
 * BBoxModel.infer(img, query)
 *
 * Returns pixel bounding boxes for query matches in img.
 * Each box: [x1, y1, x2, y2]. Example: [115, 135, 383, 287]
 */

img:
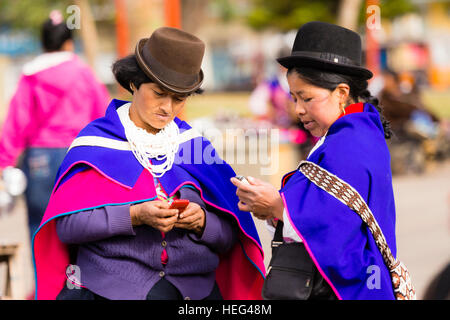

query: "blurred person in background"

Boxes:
[397, 72, 450, 160]
[379, 68, 440, 138]
[379, 69, 449, 173]
[0, 10, 110, 242]
[249, 47, 316, 158]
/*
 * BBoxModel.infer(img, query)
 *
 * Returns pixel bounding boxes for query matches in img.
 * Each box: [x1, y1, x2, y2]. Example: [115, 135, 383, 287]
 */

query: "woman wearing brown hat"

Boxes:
[232, 21, 415, 300]
[33, 27, 265, 300]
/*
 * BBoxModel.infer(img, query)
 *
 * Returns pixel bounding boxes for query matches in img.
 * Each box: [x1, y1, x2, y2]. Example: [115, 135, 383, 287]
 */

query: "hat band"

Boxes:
[292, 51, 359, 67]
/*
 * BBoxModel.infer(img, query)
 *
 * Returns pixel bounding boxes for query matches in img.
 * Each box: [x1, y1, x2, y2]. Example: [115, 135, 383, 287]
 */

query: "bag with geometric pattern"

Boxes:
[298, 161, 416, 300]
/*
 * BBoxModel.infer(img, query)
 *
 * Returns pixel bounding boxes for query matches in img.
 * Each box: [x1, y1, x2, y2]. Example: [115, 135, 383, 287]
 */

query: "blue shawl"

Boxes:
[33, 99, 265, 300]
[280, 103, 396, 300]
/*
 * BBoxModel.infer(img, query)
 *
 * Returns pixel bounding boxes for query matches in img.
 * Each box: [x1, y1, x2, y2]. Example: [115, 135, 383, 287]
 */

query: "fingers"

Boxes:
[238, 200, 252, 212]
[142, 200, 207, 233]
[157, 214, 179, 233]
[177, 211, 200, 224]
[230, 177, 253, 193]
[178, 204, 203, 223]
[247, 176, 262, 186]
[230, 177, 240, 187]
[178, 202, 200, 219]
[154, 200, 171, 209]
[156, 208, 179, 218]
[235, 190, 253, 204]
[230, 176, 262, 188]
[147, 201, 179, 217]
[232, 181, 254, 203]
[231, 178, 265, 205]
[176, 205, 205, 232]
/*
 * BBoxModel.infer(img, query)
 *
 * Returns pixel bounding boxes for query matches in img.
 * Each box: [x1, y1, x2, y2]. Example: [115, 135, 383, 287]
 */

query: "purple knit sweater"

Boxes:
[55, 187, 238, 300]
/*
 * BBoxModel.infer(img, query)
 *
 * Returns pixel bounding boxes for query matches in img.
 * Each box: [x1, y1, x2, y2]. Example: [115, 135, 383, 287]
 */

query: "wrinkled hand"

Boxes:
[130, 200, 179, 233]
[230, 176, 284, 221]
[174, 202, 206, 236]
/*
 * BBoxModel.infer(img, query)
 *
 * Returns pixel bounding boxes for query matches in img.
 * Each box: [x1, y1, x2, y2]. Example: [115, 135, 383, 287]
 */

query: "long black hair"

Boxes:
[287, 67, 392, 139]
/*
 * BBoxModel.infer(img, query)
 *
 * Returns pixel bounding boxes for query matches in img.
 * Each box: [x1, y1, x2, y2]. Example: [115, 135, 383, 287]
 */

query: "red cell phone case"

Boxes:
[170, 199, 189, 211]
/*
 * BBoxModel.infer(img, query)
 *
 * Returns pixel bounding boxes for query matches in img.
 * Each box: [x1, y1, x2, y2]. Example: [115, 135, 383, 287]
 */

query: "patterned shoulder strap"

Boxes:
[298, 161, 397, 269]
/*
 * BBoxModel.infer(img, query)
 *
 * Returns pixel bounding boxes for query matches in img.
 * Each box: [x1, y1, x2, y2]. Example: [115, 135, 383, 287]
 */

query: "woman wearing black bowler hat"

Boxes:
[33, 27, 265, 300]
[232, 21, 415, 300]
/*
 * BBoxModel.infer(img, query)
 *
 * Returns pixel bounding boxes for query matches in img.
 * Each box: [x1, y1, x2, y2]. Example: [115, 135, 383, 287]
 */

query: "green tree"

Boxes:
[247, 0, 338, 31]
[0, 0, 72, 32]
[0, 0, 114, 34]
[246, 0, 418, 31]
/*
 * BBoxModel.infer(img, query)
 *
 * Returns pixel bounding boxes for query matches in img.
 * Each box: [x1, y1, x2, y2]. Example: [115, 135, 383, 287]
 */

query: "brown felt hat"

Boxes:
[135, 27, 205, 94]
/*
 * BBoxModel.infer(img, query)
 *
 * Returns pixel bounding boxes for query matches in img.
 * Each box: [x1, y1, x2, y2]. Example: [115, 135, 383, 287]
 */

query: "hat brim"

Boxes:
[277, 55, 373, 80]
[135, 38, 204, 94]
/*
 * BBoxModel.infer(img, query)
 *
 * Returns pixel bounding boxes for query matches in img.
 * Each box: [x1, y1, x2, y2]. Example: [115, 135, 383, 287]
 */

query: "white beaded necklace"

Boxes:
[117, 103, 180, 178]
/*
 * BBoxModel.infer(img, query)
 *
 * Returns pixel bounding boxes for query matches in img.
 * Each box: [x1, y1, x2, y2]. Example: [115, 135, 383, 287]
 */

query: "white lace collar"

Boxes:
[117, 103, 180, 178]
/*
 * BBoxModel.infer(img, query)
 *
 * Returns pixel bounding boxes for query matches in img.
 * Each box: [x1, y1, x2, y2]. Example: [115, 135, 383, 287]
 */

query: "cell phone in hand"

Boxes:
[235, 175, 253, 214]
[169, 199, 189, 213]
[235, 175, 250, 185]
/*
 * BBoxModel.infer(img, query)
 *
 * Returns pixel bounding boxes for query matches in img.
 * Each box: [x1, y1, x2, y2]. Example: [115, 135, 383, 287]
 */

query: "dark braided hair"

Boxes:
[287, 67, 392, 139]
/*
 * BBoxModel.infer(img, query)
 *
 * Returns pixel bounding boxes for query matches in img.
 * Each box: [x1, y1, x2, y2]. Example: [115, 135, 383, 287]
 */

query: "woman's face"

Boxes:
[287, 71, 343, 137]
[129, 82, 188, 134]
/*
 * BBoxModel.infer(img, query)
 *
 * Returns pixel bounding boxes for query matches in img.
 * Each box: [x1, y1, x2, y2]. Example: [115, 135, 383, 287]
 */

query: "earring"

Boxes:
[340, 102, 346, 115]
[130, 83, 135, 92]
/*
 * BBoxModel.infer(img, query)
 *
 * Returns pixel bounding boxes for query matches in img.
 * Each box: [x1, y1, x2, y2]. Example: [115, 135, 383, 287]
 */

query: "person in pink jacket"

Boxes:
[0, 11, 110, 241]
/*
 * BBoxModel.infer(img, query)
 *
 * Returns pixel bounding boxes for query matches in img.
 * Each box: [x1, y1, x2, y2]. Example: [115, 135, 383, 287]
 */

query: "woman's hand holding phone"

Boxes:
[230, 175, 285, 221]
[130, 200, 179, 232]
[169, 199, 189, 213]
[174, 202, 206, 236]
[130, 198, 205, 236]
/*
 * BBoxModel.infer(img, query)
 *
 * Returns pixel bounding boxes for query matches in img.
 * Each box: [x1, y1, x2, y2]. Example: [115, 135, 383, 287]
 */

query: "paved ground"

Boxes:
[0, 158, 449, 299]
[389, 160, 450, 298]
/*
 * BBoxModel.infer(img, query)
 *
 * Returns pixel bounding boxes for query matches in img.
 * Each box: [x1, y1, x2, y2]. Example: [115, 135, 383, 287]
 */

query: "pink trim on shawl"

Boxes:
[34, 166, 156, 300]
[281, 192, 343, 300]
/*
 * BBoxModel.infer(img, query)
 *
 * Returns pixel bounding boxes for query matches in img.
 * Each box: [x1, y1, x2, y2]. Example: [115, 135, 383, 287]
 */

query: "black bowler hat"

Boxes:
[277, 21, 373, 80]
[135, 27, 205, 94]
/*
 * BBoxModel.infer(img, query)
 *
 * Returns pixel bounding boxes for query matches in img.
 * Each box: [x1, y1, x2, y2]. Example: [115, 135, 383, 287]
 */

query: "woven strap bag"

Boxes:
[298, 161, 416, 300]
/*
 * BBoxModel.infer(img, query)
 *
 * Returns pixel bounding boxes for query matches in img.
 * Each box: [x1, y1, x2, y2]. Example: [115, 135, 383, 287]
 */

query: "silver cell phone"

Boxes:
[235, 175, 253, 214]
[235, 175, 250, 185]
